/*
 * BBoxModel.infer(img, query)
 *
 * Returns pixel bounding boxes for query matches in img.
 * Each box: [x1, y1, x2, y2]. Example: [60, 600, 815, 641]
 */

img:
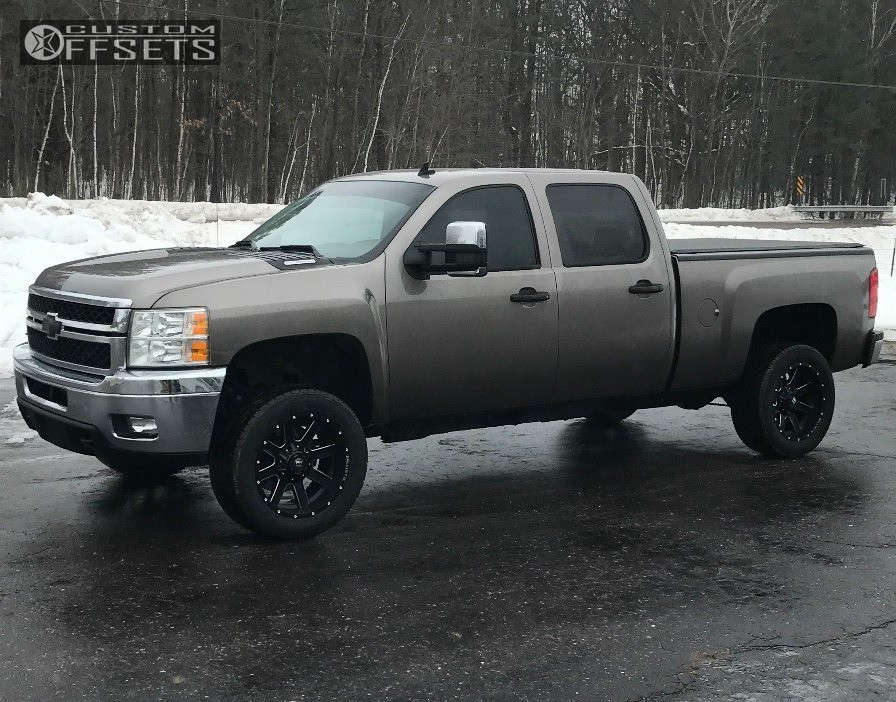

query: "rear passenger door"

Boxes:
[527, 173, 675, 401]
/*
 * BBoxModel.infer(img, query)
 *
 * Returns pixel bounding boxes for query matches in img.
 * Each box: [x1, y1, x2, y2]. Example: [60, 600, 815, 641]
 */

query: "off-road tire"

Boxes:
[209, 388, 367, 538]
[729, 344, 835, 458]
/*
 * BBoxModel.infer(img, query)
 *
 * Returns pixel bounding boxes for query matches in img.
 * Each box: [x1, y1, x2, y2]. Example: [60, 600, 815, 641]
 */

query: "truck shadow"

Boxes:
[11, 414, 877, 698]
[79, 415, 869, 539]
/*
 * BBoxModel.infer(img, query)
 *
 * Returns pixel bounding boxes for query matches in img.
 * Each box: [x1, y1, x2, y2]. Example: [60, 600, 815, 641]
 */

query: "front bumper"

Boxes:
[863, 330, 885, 367]
[13, 343, 225, 457]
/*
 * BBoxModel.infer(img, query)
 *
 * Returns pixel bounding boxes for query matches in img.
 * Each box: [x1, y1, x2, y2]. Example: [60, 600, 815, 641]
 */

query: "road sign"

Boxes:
[796, 175, 805, 198]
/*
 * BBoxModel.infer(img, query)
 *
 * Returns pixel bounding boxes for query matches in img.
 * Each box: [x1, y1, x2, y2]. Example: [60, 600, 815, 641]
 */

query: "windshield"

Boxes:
[244, 180, 434, 259]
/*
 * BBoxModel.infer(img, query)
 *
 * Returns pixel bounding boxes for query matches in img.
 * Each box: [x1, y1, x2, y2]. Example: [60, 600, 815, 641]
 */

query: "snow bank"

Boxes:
[1, 195, 283, 224]
[1, 194, 263, 378]
[1, 196, 894, 380]
[658, 205, 808, 222]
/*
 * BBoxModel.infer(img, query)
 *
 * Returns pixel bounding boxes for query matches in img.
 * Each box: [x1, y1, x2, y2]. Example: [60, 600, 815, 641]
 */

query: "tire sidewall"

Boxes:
[231, 389, 368, 538]
[756, 345, 835, 458]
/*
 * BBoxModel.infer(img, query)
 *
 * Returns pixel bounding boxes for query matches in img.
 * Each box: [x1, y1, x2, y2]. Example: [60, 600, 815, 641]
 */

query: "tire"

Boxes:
[587, 408, 635, 427]
[729, 344, 835, 458]
[96, 451, 189, 480]
[730, 402, 771, 454]
[208, 388, 367, 539]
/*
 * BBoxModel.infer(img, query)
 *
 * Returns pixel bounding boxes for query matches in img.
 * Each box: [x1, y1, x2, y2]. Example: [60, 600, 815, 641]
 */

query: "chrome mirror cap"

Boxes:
[446, 221, 486, 249]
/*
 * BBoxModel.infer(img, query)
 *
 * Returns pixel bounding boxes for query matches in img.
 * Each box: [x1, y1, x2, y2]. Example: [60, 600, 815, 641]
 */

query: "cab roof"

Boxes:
[334, 167, 624, 187]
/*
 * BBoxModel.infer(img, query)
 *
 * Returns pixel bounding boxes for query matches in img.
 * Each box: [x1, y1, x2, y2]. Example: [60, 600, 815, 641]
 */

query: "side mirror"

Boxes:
[404, 221, 487, 280]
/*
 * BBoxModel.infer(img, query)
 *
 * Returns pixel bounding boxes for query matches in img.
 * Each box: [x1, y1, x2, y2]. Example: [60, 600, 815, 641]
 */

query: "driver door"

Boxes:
[385, 180, 558, 420]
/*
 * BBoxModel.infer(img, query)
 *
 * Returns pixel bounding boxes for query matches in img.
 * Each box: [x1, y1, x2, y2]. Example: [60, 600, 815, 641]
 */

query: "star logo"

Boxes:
[23, 24, 64, 61]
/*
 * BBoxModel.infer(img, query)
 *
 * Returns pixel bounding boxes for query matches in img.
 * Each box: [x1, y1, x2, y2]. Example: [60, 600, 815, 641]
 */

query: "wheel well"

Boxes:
[749, 304, 838, 361]
[213, 334, 373, 438]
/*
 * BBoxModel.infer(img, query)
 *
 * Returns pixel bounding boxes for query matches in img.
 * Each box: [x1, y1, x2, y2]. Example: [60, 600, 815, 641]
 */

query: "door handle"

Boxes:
[628, 279, 664, 295]
[510, 287, 551, 303]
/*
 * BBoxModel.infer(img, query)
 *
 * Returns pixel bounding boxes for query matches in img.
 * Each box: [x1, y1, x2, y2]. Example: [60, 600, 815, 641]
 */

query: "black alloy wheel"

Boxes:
[254, 410, 348, 519]
[769, 361, 827, 443]
[729, 344, 835, 459]
[209, 388, 368, 538]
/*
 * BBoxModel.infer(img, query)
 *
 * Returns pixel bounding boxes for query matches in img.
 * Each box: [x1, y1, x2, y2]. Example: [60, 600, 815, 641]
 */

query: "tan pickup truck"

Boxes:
[15, 167, 883, 537]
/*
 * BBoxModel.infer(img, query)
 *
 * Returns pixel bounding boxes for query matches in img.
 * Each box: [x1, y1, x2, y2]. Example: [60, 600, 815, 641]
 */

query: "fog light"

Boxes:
[127, 416, 158, 437]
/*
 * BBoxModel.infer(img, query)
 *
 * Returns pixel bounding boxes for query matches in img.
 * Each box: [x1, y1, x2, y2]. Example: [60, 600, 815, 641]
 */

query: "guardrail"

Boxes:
[794, 205, 894, 220]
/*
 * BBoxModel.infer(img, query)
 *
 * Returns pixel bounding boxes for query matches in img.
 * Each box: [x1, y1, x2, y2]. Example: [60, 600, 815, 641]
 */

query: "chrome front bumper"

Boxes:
[13, 343, 225, 456]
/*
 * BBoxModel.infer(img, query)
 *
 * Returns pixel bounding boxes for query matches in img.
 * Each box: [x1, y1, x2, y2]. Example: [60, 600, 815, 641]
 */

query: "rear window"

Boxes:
[546, 184, 648, 267]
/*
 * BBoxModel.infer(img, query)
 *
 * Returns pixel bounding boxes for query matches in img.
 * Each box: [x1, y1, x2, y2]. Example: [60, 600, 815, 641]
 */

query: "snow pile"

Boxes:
[1, 195, 283, 224]
[0, 195, 894, 381]
[0, 194, 261, 377]
[658, 205, 808, 222]
[0, 399, 37, 445]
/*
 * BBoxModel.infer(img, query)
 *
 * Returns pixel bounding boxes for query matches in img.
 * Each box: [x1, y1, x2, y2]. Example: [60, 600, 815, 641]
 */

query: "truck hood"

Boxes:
[33, 247, 293, 307]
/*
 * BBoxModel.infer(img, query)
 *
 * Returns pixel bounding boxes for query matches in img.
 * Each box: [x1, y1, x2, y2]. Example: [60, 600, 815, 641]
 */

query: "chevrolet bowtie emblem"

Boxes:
[42, 312, 63, 340]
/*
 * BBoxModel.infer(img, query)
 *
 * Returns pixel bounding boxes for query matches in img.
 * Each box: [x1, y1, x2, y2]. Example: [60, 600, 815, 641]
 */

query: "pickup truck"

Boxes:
[14, 168, 884, 538]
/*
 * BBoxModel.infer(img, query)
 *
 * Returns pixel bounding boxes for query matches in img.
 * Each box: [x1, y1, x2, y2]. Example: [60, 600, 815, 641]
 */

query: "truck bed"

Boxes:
[669, 238, 865, 258]
[667, 237, 875, 393]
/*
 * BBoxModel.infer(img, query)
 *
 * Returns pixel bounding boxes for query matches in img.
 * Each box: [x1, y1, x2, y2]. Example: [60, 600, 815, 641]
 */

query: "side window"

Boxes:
[416, 186, 539, 271]
[546, 184, 648, 267]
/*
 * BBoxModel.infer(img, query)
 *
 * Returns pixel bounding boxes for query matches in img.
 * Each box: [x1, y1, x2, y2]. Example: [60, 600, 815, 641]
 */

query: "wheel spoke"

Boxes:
[787, 412, 803, 436]
[309, 443, 337, 459]
[257, 459, 276, 473]
[267, 477, 286, 506]
[306, 467, 335, 487]
[291, 481, 310, 511]
[793, 399, 815, 414]
[299, 419, 316, 445]
[257, 470, 279, 482]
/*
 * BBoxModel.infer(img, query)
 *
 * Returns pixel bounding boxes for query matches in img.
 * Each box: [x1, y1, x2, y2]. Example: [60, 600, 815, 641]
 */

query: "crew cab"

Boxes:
[14, 168, 884, 538]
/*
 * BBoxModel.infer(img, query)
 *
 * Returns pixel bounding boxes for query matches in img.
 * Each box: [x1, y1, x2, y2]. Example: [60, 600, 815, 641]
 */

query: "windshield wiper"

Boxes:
[229, 240, 255, 249]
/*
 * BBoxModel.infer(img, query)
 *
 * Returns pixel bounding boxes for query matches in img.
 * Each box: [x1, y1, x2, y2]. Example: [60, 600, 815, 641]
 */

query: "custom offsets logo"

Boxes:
[20, 20, 220, 65]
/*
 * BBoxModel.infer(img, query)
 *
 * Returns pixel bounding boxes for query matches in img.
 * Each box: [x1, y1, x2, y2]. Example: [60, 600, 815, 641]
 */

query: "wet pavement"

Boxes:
[0, 363, 894, 701]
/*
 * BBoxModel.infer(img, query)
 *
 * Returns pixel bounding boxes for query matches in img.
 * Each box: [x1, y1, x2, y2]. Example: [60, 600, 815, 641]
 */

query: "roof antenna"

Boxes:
[417, 161, 436, 177]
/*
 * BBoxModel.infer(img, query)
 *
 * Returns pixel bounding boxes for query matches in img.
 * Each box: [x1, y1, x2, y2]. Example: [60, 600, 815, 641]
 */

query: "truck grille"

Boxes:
[27, 293, 116, 326]
[25, 289, 128, 373]
[27, 327, 112, 370]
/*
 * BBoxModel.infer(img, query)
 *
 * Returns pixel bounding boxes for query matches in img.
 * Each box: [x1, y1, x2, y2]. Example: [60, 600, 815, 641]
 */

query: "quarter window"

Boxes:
[415, 186, 539, 272]
[546, 184, 648, 267]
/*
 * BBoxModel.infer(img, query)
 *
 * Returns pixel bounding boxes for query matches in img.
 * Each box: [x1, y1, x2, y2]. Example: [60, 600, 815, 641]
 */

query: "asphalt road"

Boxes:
[1, 362, 895, 701]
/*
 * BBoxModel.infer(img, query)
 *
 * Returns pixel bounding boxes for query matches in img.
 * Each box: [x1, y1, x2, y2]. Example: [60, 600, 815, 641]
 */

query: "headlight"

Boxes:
[128, 308, 209, 367]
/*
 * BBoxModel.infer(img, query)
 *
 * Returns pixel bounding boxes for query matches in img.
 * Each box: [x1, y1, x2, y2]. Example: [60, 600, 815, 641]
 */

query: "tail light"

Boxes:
[868, 268, 878, 319]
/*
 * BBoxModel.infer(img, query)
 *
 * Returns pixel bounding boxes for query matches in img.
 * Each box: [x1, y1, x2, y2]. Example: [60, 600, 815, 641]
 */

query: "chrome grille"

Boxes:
[25, 287, 131, 374]
[28, 293, 116, 325]
[27, 327, 112, 369]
